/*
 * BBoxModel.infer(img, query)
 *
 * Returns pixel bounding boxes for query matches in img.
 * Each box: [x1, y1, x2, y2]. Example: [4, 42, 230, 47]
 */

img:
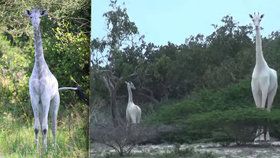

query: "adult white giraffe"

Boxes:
[250, 13, 278, 141]
[27, 8, 88, 151]
[125, 81, 141, 124]
[27, 8, 60, 151]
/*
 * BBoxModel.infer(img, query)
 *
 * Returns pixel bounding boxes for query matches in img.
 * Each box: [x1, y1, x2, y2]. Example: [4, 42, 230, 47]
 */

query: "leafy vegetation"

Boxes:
[91, 0, 280, 151]
[147, 80, 280, 144]
[0, 0, 90, 157]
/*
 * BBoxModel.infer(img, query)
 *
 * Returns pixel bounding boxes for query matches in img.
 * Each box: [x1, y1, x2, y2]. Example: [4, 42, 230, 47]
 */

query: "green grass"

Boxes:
[0, 112, 87, 158]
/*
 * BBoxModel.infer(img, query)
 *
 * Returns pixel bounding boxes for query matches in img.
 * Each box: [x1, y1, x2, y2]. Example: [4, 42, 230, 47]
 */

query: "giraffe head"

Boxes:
[26, 8, 48, 29]
[249, 12, 264, 29]
[125, 81, 136, 90]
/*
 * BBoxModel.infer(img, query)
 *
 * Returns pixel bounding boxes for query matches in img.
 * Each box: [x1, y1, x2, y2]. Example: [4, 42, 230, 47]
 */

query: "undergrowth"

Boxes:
[0, 112, 87, 158]
[145, 79, 280, 143]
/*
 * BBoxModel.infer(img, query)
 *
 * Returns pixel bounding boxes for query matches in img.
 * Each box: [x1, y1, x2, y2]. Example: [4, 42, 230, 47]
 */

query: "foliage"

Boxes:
[0, 0, 90, 37]
[44, 20, 90, 114]
[92, 7, 258, 106]
[91, 0, 280, 147]
[91, 0, 144, 125]
[0, 0, 90, 115]
[0, 111, 87, 157]
[148, 79, 253, 124]
[186, 108, 266, 143]
[147, 79, 280, 144]
[0, 35, 31, 118]
[0, 0, 90, 156]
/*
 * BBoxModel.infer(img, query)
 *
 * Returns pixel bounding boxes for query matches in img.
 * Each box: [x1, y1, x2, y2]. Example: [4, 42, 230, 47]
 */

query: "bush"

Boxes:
[92, 123, 156, 156]
[91, 121, 176, 156]
[148, 79, 254, 125]
[149, 108, 280, 144]
[146, 80, 280, 144]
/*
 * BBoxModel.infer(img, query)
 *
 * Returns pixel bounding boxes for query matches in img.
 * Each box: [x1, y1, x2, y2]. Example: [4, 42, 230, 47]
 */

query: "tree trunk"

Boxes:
[110, 89, 120, 126]
[102, 75, 120, 126]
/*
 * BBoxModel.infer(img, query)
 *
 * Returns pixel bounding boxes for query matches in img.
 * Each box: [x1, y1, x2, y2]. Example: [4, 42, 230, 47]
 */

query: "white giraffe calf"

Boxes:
[125, 81, 141, 124]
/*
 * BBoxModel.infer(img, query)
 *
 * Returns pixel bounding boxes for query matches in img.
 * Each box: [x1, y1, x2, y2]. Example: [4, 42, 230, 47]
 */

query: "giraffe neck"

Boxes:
[127, 86, 133, 104]
[33, 24, 48, 73]
[255, 27, 267, 68]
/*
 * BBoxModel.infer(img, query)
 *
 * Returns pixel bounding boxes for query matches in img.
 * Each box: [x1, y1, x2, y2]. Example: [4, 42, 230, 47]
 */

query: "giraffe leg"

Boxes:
[251, 87, 261, 108]
[41, 96, 51, 152]
[267, 85, 277, 111]
[261, 87, 268, 109]
[263, 126, 270, 141]
[126, 110, 130, 125]
[131, 110, 137, 124]
[50, 93, 60, 147]
[30, 94, 40, 151]
[255, 129, 260, 142]
[259, 87, 268, 142]
[266, 129, 270, 141]
[259, 80, 270, 142]
[259, 127, 265, 141]
[136, 109, 141, 124]
[252, 83, 263, 142]
[264, 85, 277, 141]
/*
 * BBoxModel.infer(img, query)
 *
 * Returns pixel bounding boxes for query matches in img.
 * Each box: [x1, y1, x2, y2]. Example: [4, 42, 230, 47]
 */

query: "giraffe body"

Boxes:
[27, 8, 60, 151]
[250, 12, 278, 142]
[125, 81, 141, 124]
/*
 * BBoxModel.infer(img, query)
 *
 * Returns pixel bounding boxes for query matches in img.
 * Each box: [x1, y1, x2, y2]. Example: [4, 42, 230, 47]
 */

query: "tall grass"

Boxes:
[0, 112, 88, 158]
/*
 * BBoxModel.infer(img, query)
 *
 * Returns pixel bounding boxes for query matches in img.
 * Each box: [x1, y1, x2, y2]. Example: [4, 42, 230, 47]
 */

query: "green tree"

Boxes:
[92, 0, 145, 125]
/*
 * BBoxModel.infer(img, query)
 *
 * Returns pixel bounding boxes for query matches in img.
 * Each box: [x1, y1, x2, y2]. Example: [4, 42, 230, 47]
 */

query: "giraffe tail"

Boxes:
[59, 86, 89, 105]
[58, 87, 78, 91]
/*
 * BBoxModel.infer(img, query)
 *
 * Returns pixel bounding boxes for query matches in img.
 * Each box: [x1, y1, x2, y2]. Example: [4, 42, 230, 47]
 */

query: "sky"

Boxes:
[91, 0, 280, 46]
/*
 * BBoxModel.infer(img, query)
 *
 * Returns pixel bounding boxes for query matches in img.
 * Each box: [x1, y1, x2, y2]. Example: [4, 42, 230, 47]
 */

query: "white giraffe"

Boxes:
[250, 13, 278, 141]
[125, 81, 141, 124]
[26, 8, 60, 151]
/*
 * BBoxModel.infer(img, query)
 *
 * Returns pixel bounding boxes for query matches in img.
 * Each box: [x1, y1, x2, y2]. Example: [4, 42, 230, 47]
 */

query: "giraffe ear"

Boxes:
[249, 14, 253, 19]
[260, 14, 264, 18]
[26, 10, 31, 16]
[40, 10, 48, 16]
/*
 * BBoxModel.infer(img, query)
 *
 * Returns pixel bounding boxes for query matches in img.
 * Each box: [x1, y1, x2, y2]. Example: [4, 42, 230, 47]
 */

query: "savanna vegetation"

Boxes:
[0, 0, 90, 157]
[91, 0, 280, 157]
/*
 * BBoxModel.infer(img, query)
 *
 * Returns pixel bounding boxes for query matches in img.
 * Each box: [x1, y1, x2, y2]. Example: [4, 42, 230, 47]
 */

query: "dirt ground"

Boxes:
[90, 142, 280, 158]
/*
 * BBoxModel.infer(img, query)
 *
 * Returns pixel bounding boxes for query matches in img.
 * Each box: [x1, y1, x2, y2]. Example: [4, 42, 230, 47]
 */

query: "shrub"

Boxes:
[186, 108, 280, 144]
[146, 80, 280, 144]
[92, 122, 155, 156]
[91, 121, 176, 156]
[148, 79, 254, 125]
